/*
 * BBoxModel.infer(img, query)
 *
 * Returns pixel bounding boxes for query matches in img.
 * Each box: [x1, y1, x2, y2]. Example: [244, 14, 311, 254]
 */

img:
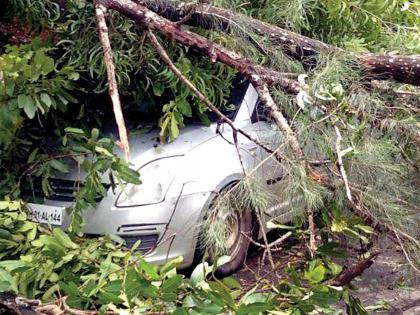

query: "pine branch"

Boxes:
[134, 0, 420, 86]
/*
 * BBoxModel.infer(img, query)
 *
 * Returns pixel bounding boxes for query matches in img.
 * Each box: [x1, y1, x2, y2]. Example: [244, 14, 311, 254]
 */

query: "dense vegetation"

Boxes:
[0, 0, 419, 313]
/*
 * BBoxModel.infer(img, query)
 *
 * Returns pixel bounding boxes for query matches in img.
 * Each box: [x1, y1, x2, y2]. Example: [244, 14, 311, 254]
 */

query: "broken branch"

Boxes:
[94, 1, 130, 160]
[330, 252, 380, 286]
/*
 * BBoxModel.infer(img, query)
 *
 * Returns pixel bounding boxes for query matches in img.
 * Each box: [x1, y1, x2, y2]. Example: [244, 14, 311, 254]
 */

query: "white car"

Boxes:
[26, 78, 299, 275]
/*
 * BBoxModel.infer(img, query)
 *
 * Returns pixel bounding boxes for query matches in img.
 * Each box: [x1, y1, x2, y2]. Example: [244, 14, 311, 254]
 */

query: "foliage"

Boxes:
[0, 0, 419, 313]
[3, 0, 237, 141]
[0, 39, 78, 153]
[218, 0, 420, 54]
[0, 199, 369, 313]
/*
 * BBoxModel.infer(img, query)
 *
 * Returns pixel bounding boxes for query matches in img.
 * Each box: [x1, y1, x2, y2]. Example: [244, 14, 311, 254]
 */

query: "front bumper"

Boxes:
[39, 189, 213, 269]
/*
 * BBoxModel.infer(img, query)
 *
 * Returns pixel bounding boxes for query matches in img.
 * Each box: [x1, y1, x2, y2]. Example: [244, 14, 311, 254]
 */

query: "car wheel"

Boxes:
[210, 208, 253, 277]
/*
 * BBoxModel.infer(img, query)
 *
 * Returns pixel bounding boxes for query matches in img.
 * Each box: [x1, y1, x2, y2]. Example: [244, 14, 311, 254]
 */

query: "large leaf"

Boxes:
[53, 228, 78, 249]
[40, 93, 52, 107]
[17, 94, 36, 119]
[0, 267, 17, 293]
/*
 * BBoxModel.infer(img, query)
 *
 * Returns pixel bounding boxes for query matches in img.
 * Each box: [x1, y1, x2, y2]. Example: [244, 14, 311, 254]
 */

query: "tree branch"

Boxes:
[134, 0, 420, 86]
[99, 0, 302, 94]
[330, 252, 380, 286]
[94, 1, 130, 160]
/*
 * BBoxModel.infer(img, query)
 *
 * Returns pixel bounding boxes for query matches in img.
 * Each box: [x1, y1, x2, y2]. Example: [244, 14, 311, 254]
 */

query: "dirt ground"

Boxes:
[234, 234, 420, 314]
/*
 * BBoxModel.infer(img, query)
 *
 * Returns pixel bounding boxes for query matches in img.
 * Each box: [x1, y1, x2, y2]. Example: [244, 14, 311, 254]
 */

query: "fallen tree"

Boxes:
[92, 0, 419, 273]
[1, 0, 419, 313]
[133, 0, 420, 86]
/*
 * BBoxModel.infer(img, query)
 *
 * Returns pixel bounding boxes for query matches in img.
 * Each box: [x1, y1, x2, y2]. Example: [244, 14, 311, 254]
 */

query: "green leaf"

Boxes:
[162, 275, 183, 301]
[160, 256, 184, 276]
[355, 224, 375, 234]
[116, 163, 141, 185]
[17, 94, 30, 109]
[0, 229, 12, 239]
[139, 259, 160, 281]
[34, 51, 55, 75]
[266, 221, 296, 230]
[237, 302, 273, 315]
[327, 261, 343, 276]
[6, 81, 15, 97]
[304, 265, 326, 283]
[190, 262, 212, 287]
[40, 93, 52, 107]
[331, 219, 346, 233]
[60, 282, 84, 309]
[170, 115, 180, 140]
[27, 148, 39, 163]
[153, 83, 164, 96]
[17, 94, 36, 119]
[53, 228, 78, 249]
[49, 159, 69, 173]
[65, 127, 85, 135]
[39, 235, 65, 253]
[316, 242, 347, 258]
[42, 284, 60, 301]
[222, 277, 241, 289]
[177, 99, 192, 117]
[95, 146, 113, 157]
[0, 267, 17, 293]
[0, 261, 25, 272]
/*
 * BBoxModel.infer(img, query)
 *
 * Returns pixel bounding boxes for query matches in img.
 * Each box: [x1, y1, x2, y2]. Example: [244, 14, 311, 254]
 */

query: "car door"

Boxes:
[248, 95, 295, 221]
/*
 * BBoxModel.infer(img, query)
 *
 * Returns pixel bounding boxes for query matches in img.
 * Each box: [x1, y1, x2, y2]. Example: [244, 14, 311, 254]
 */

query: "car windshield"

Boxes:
[118, 74, 249, 131]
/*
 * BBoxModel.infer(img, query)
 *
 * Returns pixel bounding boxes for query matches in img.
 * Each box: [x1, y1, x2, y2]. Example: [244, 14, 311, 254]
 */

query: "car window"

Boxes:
[104, 74, 250, 133]
[251, 98, 270, 123]
[207, 74, 249, 122]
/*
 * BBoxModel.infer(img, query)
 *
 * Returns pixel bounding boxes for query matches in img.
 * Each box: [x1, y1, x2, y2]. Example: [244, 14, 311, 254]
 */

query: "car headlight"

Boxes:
[116, 156, 182, 207]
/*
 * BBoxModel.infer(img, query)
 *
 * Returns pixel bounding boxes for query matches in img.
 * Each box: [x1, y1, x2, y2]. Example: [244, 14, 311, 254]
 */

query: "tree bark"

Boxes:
[95, 1, 130, 159]
[331, 252, 380, 286]
[134, 0, 420, 86]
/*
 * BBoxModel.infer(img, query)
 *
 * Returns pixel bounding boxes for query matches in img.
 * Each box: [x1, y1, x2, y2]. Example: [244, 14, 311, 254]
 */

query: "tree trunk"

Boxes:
[134, 0, 420, 86]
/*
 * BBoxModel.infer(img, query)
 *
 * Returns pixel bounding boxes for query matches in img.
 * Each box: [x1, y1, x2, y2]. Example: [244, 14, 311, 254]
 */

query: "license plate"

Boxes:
[27, 203, 64, 226]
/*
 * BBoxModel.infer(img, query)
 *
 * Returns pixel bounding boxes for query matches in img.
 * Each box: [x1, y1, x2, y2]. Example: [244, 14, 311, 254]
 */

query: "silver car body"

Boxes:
[28, 83, 299, 268]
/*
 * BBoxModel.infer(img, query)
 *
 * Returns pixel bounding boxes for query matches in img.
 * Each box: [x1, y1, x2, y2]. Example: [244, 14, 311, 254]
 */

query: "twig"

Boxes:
[334, 125, 353, 202]
[252, 83, 304, 160]
[383, 210, 420, 274]
[94, 1, 130, 160]
[0, 70, 4, 86]
[393, 229, 420, 274]
[241, 230, 292, 269]
[255, 209, 275, 269]
[307, 209, 317, 258]
[174, 1, 198, 26]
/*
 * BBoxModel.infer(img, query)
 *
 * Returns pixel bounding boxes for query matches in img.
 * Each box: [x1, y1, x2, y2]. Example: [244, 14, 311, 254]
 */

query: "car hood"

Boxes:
[120, 124, 217, 168]
[60, 124, 218, 181]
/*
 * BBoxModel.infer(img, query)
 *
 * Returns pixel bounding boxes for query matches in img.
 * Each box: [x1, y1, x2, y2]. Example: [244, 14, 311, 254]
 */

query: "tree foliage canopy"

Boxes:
[0, 0, 419, 313]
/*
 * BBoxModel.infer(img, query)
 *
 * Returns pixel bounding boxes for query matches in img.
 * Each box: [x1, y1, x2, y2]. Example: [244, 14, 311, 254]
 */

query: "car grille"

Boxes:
[24, 178, 109, 203]
[121, 234, 159, 253]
